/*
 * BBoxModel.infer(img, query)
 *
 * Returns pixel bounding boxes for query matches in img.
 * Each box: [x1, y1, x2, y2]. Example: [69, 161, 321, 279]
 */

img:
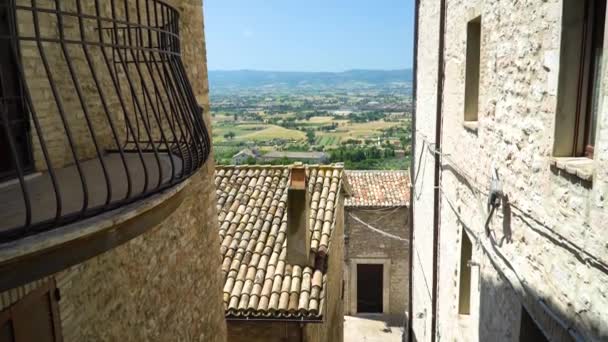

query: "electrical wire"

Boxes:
[347, 212, 409, 242]
[412, 130, 591, 341]
[439, 186, 587, 342]
[414, 132, 608, 274]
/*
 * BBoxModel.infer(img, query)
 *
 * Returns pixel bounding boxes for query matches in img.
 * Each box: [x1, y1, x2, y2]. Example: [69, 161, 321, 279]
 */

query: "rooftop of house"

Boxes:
[232, 148, 259, 158]
[345, 170, 410, 207]
[215, 165, 347, 320]
[262, 151, 329, 160]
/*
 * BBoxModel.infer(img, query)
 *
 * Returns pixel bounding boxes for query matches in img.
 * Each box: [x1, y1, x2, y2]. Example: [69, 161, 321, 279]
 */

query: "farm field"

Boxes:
[213, 123, 305, 143]
[210, 81, 412, 169]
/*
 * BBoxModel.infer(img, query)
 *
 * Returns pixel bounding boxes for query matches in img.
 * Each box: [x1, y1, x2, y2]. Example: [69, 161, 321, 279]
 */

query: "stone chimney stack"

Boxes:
[287, 165, 312, 266]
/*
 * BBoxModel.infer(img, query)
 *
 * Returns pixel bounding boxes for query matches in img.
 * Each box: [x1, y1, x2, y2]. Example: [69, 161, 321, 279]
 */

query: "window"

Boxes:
[458, 231, 472, 315]
[0, 282, 62, 342]
[0, 2, 33, 181]
[464, 16, 481, 122]
[555, 0, 606, 158]
[519, 307, 549, 342]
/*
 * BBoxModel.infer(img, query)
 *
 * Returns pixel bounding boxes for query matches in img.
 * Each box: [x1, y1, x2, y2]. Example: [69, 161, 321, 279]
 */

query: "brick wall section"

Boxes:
[344, 207, 409, 320]
[413, 0, 608, 341]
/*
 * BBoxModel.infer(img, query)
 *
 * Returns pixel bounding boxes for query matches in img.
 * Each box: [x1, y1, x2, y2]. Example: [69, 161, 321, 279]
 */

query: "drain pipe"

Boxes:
[431, 0, 447, 341]
[407, 0, 420, 341]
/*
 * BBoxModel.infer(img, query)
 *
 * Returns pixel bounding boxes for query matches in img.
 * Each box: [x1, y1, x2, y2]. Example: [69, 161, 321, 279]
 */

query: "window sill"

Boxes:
[549, 157, 594, 181]
[463, 121, 478, 133]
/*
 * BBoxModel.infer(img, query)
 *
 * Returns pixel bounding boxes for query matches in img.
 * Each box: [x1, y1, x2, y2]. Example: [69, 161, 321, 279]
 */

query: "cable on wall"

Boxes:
[347, 212, 409, 242]
[414, 132, 608, 275]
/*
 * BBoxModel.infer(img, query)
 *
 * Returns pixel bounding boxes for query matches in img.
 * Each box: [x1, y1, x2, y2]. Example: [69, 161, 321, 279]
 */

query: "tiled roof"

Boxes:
[345, 170, 410, 207]
[215, 165, 345, 320]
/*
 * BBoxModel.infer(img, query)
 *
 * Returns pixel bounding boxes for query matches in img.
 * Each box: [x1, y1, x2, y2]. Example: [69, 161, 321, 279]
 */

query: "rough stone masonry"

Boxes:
[411, 0, 608, 341]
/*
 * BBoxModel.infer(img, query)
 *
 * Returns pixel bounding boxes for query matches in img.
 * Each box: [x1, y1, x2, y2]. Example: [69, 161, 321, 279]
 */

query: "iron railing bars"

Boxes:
[0, 0, 210, 242]
[10, 4, 181, 41]
[163, 7, 204, 172]
[157, 5, 198, 175]
[163, 59, 199, 174]
[0, 81, 32, 229]
[172, 60, 205, 170]
[119, 0, 172, 189]
[31, 0, 91, 216]
[131, 0, 178, 183]
[173, 56, 210, 169]
[94, 0, 152, 195]
[135, 0, 187, 182]
[110, 0, 164, 192]
[149, 1, 190, 177]
[165, 8, 210, 164]
[55, 0, 113, 207]
[6, 0, 63, 230]
[75, 0, 134, 201]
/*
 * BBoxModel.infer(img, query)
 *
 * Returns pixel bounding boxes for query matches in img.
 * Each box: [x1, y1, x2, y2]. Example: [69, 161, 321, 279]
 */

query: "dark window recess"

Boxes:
[574, 0, 606, 158]
[519, 307, 549, 342]
[458, 231, 473, 315]
[0, 281, 62, 342]
[464, 16, 481, 122]
[356, 264, 383, 313]
[0, 1, 33, 181]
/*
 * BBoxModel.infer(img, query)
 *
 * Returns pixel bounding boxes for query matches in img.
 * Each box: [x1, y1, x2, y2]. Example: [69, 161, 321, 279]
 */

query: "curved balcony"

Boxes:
[0, 0, 210, 243]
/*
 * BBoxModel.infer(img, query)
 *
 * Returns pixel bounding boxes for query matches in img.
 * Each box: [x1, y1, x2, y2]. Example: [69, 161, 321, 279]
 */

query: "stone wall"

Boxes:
[227, 321, 302, 342]
[412, 0, 608, 341]
[344, 206, 409, 321]
[1, 0, 228, 341]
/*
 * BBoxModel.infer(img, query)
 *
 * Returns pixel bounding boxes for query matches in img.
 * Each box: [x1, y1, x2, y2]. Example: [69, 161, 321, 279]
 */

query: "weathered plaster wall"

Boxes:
[413, 0, 608, 341]
[410, 0, 441, 340]
[344, 206, 409, 320]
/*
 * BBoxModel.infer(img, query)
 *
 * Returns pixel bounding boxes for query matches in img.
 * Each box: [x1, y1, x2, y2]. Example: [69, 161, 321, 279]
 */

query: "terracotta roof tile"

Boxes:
[215, 165, 345, 320]
[345, 170, 410, 207]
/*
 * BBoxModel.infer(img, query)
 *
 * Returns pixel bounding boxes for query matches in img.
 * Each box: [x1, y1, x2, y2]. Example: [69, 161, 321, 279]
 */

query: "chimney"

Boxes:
[286, 165, 312, 266]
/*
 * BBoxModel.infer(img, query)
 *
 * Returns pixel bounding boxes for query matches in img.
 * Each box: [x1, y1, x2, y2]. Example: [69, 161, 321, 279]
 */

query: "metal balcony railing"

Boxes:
[0, 0, 210, 242]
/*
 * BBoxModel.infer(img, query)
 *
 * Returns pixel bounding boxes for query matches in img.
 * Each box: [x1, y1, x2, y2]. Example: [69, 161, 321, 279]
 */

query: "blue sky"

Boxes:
[203, 0, 414, 72]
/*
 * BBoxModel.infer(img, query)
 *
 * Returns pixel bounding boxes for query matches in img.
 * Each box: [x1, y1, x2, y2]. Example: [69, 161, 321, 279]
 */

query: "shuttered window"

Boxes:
[0, 282, 62, 342]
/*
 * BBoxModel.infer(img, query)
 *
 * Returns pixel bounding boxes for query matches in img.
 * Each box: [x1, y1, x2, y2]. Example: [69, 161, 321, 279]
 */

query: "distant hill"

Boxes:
[208, 69, 412, 91]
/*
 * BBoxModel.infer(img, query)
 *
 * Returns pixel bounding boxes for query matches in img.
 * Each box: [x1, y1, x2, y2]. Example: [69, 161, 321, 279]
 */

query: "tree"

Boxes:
[306, 130, 316, 145]
[224, 131, 236, 140]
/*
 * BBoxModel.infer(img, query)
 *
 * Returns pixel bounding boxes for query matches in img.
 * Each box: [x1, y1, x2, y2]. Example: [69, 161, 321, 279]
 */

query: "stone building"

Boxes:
[215, 165, 348, 342]
[231, 148, 260, 165]
[343, 171, 410, 324]
[0, 1, 227, 341]
[410, 0, 608, 341]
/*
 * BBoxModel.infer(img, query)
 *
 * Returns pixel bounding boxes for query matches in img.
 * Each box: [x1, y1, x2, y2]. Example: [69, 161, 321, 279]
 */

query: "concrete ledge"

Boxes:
[549, 157, 594, 181]
[0, 179, 190, 291]
[463, 121, 479, 133]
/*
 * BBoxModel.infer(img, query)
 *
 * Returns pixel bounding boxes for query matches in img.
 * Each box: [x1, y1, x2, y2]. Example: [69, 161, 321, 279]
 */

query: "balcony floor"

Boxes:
[0, 152, 183, 234]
